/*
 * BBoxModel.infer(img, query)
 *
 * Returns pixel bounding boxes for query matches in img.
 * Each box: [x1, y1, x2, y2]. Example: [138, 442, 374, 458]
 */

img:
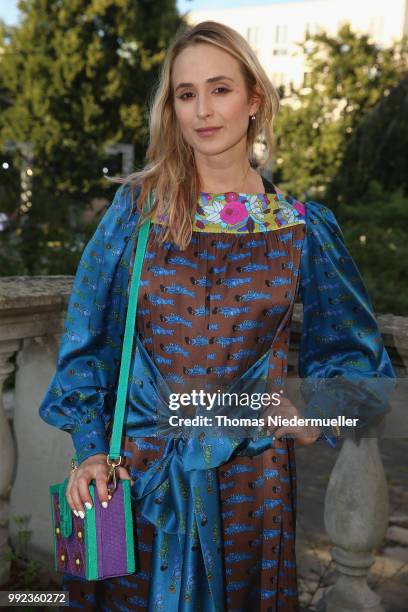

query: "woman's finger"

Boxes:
[77, 473, 95, 513]
[269, 425, 303, 440]
[271, 424, 320, 445]
[117, 466, 134, 486]
[296, 426, 322, 446]
[65, 471, 79, 517]
[95, 466, 134, 508]
[70, 477, 86, 518]
[95, 470, 110, 508]
[272, 427, 293, 440]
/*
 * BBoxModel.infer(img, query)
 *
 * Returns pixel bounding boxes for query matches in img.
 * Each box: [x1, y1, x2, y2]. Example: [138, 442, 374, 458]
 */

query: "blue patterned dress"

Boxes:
[39, 177, 395, 611]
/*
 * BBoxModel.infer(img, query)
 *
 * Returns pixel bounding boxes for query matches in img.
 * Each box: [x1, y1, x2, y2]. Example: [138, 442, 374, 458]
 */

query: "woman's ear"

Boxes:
[249, 86, 262, 116]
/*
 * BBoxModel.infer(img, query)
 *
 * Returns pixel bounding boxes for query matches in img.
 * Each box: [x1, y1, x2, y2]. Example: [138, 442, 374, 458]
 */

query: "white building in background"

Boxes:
[184, 0, 408, 91]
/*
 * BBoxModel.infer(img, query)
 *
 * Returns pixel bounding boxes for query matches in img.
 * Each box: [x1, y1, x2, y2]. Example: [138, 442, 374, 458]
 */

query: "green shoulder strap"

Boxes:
[71, 189, 153, 466]
[108, 189, 153, 459]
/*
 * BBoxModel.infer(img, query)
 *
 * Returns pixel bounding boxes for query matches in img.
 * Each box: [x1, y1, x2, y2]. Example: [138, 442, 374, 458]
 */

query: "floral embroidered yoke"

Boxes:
[39, 178, 395, 612]
[194, 190, 305, 233]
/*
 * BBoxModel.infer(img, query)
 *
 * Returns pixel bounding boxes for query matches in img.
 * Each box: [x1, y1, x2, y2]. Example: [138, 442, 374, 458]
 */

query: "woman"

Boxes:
[39, 20, 395, 612]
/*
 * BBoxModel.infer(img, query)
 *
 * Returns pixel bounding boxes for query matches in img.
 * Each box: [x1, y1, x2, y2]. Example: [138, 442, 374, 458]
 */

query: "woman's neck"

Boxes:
[198, 167, 265, 194]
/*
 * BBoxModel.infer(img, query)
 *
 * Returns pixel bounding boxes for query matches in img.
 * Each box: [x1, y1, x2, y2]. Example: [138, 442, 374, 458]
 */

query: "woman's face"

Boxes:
[172, 43, 260, 159]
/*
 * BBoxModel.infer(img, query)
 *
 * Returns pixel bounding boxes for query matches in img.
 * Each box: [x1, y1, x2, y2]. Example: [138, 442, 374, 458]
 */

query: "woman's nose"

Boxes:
[196, 94, 213, 118]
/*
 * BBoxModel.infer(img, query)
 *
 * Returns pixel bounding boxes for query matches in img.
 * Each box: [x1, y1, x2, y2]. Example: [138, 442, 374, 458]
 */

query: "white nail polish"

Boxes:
[102, 501, 108, 508]
[73, 510, 79, 517]
[78, 510, 85, 519]
[85, 502, 92, 510]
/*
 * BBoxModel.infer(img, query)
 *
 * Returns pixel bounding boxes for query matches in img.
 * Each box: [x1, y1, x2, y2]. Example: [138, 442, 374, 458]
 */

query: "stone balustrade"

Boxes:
[0, 276, 406, 609]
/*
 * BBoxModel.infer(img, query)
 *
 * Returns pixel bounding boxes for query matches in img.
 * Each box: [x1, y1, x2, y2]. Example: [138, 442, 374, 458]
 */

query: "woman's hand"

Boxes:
[263, 395, 321, 446]
[66, 453, 134, 518]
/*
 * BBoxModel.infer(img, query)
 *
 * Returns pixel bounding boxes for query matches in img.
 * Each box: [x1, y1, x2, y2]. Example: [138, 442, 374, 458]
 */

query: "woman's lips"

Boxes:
[195, 127, 222, 137]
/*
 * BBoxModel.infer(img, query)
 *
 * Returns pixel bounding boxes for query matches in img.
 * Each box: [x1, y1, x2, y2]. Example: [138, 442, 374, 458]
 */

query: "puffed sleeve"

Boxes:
[298, 200, 396, 448]
[39, 184, 141, 464]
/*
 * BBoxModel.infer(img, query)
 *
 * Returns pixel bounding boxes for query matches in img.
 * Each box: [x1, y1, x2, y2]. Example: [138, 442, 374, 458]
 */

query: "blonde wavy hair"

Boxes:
[109, 20, 280, 250]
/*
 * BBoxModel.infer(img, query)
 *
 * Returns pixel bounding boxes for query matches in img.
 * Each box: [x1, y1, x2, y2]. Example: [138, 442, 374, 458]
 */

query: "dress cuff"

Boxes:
[70, 411, 110, 464]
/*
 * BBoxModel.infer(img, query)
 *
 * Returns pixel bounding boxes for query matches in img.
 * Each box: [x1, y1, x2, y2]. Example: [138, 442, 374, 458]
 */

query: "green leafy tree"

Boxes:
[328, 74, 408, 204]
[338, 181, 408, 316]
[274, 24, 408, 201]
[0, 0, 182, 274]
[326, 75, 408, 316]
[272, 25, 408, 315]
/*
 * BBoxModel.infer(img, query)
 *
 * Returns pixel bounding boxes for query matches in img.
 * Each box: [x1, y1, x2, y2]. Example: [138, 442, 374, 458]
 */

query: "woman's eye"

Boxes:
[178, 87, 230, 100]
[179, 92, 193, 100]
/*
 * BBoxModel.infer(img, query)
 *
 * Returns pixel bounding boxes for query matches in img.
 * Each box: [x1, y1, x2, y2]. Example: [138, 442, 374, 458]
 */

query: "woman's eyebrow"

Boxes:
[175, 75, 235, 91]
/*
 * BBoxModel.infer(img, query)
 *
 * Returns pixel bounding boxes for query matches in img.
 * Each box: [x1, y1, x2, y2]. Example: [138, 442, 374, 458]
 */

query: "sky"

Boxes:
[0, 0, 307, 26]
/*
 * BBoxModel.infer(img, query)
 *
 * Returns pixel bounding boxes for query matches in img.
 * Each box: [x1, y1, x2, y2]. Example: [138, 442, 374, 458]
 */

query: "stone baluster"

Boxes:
[323, 428, 389, 612]
[0, 276, 72, 583]
[0, 341, 19, 585]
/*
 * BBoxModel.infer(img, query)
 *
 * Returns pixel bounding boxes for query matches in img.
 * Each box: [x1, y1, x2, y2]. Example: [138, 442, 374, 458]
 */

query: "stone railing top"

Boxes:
[0, 276, 73, 315]
[0, 276, 407, 364]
